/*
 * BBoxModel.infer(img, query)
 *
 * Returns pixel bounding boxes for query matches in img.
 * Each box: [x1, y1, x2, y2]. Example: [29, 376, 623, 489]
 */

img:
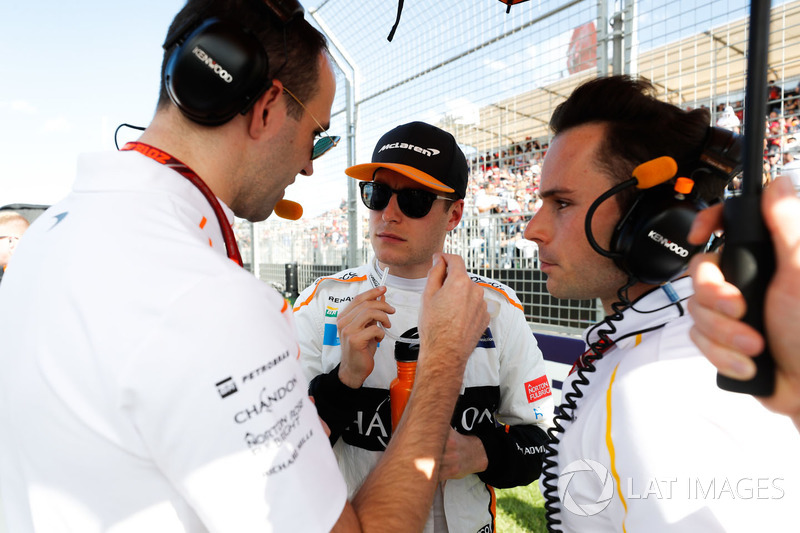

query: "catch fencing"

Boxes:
[237, 0, 800, 337]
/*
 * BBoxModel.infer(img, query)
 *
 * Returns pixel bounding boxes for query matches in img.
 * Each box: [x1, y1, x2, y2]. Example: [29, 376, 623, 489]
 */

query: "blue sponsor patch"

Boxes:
[477, 327, 495, 348]
[323, 323, 341, 346]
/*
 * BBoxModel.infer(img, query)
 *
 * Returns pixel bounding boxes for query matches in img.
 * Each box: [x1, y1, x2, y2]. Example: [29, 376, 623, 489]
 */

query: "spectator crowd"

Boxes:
[233, 78, 800, 270]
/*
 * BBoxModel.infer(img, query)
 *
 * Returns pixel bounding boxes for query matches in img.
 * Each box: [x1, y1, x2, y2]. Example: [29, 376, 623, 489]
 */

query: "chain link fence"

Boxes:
[236, 0, 800, 336]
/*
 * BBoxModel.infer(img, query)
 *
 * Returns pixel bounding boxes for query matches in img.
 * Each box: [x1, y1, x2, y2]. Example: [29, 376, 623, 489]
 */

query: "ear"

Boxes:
[446, 199, 465, 231]
[248, 79, 285, 140]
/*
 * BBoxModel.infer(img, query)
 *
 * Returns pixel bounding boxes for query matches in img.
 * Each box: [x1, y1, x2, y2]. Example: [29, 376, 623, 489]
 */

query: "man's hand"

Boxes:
[439, 429, 489, 481]
[346, 254, 490, 531]
[687, 176, 800, 428]
[336, 286, 395, 388]
[419, 253, 490, 373]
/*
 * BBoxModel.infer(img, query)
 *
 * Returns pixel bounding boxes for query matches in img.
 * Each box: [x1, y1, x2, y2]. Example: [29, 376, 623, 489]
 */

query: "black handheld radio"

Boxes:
[716, 0, 776, 396]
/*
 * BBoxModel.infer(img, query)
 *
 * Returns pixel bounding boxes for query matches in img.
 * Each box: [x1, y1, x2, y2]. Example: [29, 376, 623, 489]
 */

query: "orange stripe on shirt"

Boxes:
[606, 363, 628, 532]
[199, 216, 207, 229]
[292, 275, 368, 311]
[476, 282, 524, 311]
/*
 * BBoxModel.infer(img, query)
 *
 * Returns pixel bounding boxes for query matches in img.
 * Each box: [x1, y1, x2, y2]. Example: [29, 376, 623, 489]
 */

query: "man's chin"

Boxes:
[545, 278, 571, 301]
[544, 278, 560, 299]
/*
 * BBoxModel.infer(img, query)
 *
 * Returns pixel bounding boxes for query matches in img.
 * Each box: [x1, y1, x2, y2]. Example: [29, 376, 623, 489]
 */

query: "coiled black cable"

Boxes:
[541, 279, 633, 532]
[541, 279, 686, 531]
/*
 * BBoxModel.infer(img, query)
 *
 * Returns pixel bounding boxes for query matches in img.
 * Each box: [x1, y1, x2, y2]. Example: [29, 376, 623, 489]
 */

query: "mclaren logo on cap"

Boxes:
[378, 142, 441, 157]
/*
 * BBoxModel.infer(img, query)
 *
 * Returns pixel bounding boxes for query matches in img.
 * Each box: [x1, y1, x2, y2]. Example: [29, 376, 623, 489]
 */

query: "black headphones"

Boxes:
[162, 1, 303, 126]
[587, 126, 742, 285]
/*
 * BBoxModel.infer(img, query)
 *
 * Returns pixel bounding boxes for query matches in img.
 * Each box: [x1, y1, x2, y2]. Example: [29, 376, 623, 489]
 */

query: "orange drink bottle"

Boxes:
[390, 328, 420, 432]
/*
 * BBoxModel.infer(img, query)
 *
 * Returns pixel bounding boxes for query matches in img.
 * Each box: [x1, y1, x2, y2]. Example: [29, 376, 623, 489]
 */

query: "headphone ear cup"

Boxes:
[680, 126, 743, 193]
[164, 18, 270, 126]
[611, 185, 706, 284]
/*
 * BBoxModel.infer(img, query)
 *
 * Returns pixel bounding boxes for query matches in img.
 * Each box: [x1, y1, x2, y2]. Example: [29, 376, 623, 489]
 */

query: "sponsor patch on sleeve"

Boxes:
[524, 375, 551, 403]
[323, 323, 341, 346]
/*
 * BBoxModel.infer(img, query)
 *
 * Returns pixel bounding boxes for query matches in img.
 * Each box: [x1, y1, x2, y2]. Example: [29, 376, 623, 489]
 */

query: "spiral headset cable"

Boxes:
[541, 282, 666, 531]
[541, 278, 632, 532]
[541, 278, 687, 531]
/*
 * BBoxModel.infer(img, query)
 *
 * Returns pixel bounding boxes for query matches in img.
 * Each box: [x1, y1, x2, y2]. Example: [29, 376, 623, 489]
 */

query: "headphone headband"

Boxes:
[261, 0, 304, 24]
[591, 126, 743, 284]
[162, 0, 305, 126]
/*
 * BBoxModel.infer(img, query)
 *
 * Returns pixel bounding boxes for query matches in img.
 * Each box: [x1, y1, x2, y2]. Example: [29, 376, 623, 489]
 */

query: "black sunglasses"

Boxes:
[359, 181, 453, 219]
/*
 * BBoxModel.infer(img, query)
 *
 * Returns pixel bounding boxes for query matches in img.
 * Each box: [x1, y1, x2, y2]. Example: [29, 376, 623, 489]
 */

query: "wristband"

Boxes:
[308, 364, 362, 444]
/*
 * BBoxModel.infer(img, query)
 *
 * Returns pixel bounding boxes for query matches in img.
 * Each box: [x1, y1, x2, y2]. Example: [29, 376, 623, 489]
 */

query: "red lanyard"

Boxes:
[121, 142, 243, 267]
[568, 338, 614, 376]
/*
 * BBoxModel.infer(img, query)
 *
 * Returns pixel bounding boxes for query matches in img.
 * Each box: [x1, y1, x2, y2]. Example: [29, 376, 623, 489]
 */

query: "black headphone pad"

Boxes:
[164, 18, 270, 126]
[611, 185, 706, 284]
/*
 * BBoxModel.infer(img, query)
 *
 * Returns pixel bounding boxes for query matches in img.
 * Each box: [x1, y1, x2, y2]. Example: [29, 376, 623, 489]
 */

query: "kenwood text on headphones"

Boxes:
[586, 126, 742, 284]
[162, 0, 303, 126]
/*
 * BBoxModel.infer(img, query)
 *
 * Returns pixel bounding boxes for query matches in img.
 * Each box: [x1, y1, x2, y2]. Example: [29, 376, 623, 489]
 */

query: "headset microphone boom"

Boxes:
[274, 199, 303, 220]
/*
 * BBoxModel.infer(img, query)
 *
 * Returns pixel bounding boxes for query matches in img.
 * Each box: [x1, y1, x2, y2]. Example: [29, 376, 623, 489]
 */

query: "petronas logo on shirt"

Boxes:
[216, 377, 238, 399]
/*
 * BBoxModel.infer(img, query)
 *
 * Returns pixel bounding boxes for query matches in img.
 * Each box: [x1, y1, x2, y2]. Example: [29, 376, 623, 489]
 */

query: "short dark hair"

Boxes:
[157, 0, 328, 119]
[550, 76, 721, 209]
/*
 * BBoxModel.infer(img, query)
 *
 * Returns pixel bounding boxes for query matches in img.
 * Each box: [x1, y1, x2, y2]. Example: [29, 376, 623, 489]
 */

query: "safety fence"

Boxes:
[237, 0, 800, 338]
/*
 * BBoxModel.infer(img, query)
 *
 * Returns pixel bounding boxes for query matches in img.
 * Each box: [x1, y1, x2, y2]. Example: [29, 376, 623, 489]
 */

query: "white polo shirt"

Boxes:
[543, 279, 800, 532]
[0, 150, 346, 532]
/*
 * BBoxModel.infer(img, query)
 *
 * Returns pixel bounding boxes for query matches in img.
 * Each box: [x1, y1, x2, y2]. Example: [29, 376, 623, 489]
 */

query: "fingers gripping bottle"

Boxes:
[390, 327, 420, 432]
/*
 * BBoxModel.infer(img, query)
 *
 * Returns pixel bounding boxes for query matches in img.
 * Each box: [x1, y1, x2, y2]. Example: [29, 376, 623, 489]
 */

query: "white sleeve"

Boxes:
[293, 279, 326, 383]
[494, 292, 555, 429]
[123, 273, 347, 533]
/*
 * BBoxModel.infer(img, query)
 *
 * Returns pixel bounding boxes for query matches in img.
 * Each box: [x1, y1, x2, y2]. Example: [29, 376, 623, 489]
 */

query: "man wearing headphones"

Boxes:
[0, 1, 489, 531]
[525, 76, 799, 532]
[294, 121, 553, 533]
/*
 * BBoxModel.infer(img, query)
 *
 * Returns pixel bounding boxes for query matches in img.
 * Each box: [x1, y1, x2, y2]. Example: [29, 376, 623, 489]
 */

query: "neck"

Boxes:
[138, 109, 242, 209]
[600, 281, 655, 315]
[376, 259, 434, 280]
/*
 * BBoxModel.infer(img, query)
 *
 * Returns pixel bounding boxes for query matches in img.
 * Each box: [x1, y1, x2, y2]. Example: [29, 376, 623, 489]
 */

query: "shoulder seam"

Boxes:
[293, 274, 367, 311]
[472, 279, 523, 312]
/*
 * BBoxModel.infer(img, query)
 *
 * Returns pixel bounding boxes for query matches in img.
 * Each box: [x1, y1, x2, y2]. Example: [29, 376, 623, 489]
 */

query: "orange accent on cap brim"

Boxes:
[345, 162, 455, 194]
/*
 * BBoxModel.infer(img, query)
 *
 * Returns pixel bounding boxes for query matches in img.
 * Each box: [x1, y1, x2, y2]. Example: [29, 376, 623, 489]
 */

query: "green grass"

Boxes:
[496, 480, 548, 532]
